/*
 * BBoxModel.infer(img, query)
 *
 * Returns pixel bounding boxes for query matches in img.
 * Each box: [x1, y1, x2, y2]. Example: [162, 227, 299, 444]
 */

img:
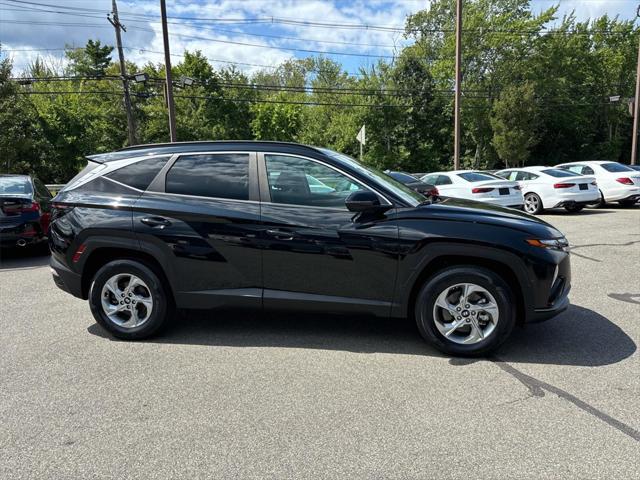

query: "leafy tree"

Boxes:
[65, 40, 114, 77]
[490, 82, 538, 167]
[251, 94, 303, 141]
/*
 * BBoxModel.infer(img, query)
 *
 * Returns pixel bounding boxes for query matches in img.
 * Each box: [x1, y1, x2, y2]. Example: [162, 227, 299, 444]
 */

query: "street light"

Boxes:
[181, 76, 195, 87]
[132, 72, 149, 83]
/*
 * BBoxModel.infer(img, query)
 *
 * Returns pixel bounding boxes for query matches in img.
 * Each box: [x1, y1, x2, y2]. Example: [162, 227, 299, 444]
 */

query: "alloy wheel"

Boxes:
[432, 283, 499, 345]
[100, 274, 154, 328]
[524, 194, 539, 213]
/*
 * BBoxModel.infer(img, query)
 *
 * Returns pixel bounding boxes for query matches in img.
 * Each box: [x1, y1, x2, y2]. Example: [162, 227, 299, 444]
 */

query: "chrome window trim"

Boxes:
[259, 151, 393, 208]
[144, 190, 262, 205]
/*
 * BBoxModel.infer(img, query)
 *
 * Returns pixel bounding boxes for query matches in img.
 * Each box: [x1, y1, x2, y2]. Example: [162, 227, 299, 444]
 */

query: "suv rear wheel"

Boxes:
[415, 266, 516, 356]
[89, 259, 172, 340]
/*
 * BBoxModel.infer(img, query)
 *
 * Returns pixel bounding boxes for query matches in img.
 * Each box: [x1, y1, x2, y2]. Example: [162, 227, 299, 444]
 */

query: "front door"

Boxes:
[258, 153, 399, 317]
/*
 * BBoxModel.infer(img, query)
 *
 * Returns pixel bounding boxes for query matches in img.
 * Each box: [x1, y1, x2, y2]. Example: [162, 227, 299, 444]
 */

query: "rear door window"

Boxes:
[165, 153, 250, 200]
[436, 175, 453, 185]
[107, 156, 169, 191]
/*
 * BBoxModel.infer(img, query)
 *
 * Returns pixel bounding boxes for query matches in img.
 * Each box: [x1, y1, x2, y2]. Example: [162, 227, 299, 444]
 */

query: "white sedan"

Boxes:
[555, 161, 640, 207]
[420, 170, 523, 208]
[495, 166, 599, 214]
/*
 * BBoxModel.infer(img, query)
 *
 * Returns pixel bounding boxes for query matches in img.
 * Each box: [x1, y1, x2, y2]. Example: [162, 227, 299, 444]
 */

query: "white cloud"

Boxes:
[1, 0, 637, 75]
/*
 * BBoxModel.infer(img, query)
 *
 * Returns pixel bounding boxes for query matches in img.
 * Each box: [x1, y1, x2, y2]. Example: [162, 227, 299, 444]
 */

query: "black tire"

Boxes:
[523, 192, 543, 214]
[89, 259, 173, 340]
[414, 266, 516, 357]
[564, 204, 584, 213]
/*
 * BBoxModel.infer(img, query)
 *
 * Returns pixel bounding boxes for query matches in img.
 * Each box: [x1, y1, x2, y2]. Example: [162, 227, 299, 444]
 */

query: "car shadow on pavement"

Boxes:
[87, 304, 635, 367]
[0, 247, 50, 270]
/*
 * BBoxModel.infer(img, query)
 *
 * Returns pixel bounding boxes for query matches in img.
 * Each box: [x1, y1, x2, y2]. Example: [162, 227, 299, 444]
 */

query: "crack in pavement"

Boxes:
[607, 293, 640, 305]
[569, 240, 640, 251]
[490, 356, 640, 443]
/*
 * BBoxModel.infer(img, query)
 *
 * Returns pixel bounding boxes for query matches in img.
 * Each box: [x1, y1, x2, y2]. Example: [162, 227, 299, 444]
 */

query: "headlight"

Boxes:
[526, 237, 569, 251]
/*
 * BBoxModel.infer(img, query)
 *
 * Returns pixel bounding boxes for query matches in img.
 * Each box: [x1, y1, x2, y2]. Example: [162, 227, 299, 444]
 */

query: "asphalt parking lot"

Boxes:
[1, 206, 639, 479]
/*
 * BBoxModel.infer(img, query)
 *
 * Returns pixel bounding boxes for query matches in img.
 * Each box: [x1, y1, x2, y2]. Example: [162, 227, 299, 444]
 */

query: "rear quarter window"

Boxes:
[106, 156, 169, 191]
[600, 162, 634, 173]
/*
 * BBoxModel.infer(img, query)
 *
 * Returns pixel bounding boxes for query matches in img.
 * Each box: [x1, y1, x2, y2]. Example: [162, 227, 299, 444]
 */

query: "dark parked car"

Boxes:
[0, 174, 52, 249]
[49, 142, 571, 356]
[384, 171, 438, 197]
[629, 165, 640, 172]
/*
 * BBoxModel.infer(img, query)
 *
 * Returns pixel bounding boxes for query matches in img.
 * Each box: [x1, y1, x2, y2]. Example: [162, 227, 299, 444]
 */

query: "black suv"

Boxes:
[50, 142, 571, 356]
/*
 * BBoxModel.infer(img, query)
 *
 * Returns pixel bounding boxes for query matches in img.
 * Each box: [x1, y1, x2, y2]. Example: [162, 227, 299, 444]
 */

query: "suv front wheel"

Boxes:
[89, 259, 172, 340]
[415, 266, 516, 356]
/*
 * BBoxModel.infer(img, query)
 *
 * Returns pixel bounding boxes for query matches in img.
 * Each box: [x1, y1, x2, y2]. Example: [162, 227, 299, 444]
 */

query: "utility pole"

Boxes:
[160, 0, 177, 142]
[453, 0, 463, 170]
[631, 8, 640, 165]
[108, 0, 136, 146]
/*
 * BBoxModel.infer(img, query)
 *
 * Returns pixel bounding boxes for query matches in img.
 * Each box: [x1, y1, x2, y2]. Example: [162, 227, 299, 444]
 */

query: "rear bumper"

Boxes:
[0, 222, 46, 247]
[604, 186, 640, 202]
[50, 255, 84, 299]
[551, 199, 598, 208]
[618, 194, 640, 204]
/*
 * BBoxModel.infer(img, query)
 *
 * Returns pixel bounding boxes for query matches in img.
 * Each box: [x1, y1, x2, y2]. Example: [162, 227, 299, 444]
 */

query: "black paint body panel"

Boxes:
[50, 141, 571, 324]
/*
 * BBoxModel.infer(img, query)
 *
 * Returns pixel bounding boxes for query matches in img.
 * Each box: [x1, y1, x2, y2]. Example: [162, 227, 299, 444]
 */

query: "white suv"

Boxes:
[556, 161, 640, 207]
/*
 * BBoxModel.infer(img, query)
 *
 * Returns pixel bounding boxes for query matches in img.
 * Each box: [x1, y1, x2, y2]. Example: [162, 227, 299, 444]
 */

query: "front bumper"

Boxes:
[50, 255, 84, 299]
[527, 286, 571, 323]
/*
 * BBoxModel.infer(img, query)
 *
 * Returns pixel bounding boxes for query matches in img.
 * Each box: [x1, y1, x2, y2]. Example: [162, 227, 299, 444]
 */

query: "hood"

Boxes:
[403, 196, 563, 238]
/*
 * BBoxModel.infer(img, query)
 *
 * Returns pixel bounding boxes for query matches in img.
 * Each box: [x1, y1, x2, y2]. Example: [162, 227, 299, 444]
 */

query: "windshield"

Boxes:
[0, 176, 33, 196]
[541, 168, 577, 178]
[600, 162, 634, 173]
[319, 148, 425, 206]
[457, 172, 502, 183]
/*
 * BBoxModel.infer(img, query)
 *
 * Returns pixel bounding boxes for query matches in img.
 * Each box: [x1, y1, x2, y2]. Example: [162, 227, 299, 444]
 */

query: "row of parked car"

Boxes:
[389, 160, 640, 214]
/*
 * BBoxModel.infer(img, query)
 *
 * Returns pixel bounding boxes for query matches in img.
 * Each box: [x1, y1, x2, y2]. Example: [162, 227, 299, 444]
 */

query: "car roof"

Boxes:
[88, 141, 328, 163]
[557, 160, 616, 166]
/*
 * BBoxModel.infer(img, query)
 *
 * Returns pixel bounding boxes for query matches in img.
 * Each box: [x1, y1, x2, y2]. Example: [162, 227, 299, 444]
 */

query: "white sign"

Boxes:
[356, 125, 366, 145]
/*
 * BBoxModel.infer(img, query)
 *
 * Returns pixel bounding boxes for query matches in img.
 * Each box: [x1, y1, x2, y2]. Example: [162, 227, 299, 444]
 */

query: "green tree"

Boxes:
[490, 82, 538, 167]
[251, 94, 303, 141]
[65, 40, 114, 77]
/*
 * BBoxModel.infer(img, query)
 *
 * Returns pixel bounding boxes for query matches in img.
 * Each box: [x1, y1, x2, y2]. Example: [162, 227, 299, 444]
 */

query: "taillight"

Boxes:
[23, 201, 41, 212]
[427, 187, 439, 196]
[472, 187, 494, 194]
[553, 183, 575, 189]
[616, 177, 634, 185]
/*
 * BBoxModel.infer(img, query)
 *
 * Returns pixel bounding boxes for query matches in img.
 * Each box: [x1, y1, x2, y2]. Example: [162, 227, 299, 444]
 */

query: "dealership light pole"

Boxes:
[453, 0, 463, 170]
[160, 0, 177, 142]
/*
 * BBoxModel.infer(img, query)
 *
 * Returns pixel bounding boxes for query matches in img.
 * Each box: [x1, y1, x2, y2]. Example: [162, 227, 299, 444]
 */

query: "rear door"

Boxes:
[133, 151, 263, 309]
[258, 153, 399, 316]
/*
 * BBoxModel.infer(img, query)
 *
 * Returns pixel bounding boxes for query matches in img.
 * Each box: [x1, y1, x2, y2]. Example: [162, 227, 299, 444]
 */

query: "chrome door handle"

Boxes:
[140, 216, 171, 228]
[266, 229, 295, 240]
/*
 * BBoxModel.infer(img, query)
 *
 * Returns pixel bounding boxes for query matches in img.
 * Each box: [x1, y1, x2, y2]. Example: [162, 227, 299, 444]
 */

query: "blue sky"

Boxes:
[0, 0, 638, 75]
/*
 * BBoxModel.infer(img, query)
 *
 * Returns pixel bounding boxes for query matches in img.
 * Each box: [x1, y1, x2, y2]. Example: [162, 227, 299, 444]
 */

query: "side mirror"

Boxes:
[345, 190, 390, 213]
